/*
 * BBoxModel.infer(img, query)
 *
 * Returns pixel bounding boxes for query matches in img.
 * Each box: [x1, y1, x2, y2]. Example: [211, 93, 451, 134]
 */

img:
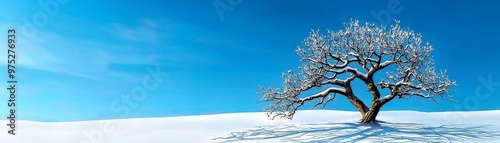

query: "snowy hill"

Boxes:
[1, 110, 500, 143]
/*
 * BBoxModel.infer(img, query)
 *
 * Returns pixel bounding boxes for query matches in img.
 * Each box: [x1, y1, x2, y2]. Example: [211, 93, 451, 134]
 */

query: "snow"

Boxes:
[1, 110, 500, 143]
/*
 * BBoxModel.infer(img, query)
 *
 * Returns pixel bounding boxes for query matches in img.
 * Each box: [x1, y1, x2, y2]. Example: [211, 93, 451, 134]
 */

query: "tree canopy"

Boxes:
[258, 19, 456, 123]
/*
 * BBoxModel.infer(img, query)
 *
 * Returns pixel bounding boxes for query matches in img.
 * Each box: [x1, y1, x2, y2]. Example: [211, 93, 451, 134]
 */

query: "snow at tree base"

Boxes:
[1, 110, 499, 142]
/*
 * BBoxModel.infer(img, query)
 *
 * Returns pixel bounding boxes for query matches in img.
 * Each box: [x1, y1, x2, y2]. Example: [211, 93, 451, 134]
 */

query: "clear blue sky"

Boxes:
[1, 0, 499, 122]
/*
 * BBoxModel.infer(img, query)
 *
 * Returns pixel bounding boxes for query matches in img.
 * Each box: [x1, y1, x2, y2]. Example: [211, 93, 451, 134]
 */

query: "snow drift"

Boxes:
[1, 110, 499, 143]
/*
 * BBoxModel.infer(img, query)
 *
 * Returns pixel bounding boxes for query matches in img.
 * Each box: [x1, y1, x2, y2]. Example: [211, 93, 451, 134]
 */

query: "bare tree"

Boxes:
[258, 19, 456, 124]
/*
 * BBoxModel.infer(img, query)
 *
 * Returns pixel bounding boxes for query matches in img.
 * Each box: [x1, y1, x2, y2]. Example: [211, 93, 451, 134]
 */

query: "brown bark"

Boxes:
[347, 95, 368, 118]
[358, 77, 386, 124]
[345, 78, 391, 124]
[345, 81, 369, 118]
[360, 102, 383, 124]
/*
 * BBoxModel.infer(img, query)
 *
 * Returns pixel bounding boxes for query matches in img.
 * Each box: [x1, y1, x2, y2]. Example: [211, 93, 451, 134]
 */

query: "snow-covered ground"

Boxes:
[1, 110, 499, 143]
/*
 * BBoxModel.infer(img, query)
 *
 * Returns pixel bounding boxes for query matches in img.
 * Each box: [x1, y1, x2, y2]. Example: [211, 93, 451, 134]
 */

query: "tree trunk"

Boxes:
[360, 102, 382, 124]
[347, 96, 368, 118]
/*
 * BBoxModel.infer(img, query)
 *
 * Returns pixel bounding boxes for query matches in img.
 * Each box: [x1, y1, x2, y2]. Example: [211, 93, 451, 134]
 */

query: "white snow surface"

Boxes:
[1, 110, 500, 143]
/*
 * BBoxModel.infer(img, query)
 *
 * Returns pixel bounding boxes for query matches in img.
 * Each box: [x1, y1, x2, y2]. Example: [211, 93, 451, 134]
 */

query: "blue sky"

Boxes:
[0, 0, 499, 122]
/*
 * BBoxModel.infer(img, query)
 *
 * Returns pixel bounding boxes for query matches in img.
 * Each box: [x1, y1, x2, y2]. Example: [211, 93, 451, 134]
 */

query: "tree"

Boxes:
[258, 19, 456, 124]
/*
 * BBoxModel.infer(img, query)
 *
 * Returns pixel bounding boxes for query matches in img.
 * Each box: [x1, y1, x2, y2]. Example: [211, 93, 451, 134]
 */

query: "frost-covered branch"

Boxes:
[258, 85, 346, 119]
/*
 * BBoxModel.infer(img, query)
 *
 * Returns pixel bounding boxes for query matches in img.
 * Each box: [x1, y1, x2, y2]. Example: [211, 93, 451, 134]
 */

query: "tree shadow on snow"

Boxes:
[213, 121, 500, 142]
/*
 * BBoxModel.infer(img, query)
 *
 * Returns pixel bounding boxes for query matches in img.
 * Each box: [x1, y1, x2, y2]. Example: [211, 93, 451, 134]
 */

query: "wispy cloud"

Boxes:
[110, 19, 166, 42]
[14, 27, 164, 82]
